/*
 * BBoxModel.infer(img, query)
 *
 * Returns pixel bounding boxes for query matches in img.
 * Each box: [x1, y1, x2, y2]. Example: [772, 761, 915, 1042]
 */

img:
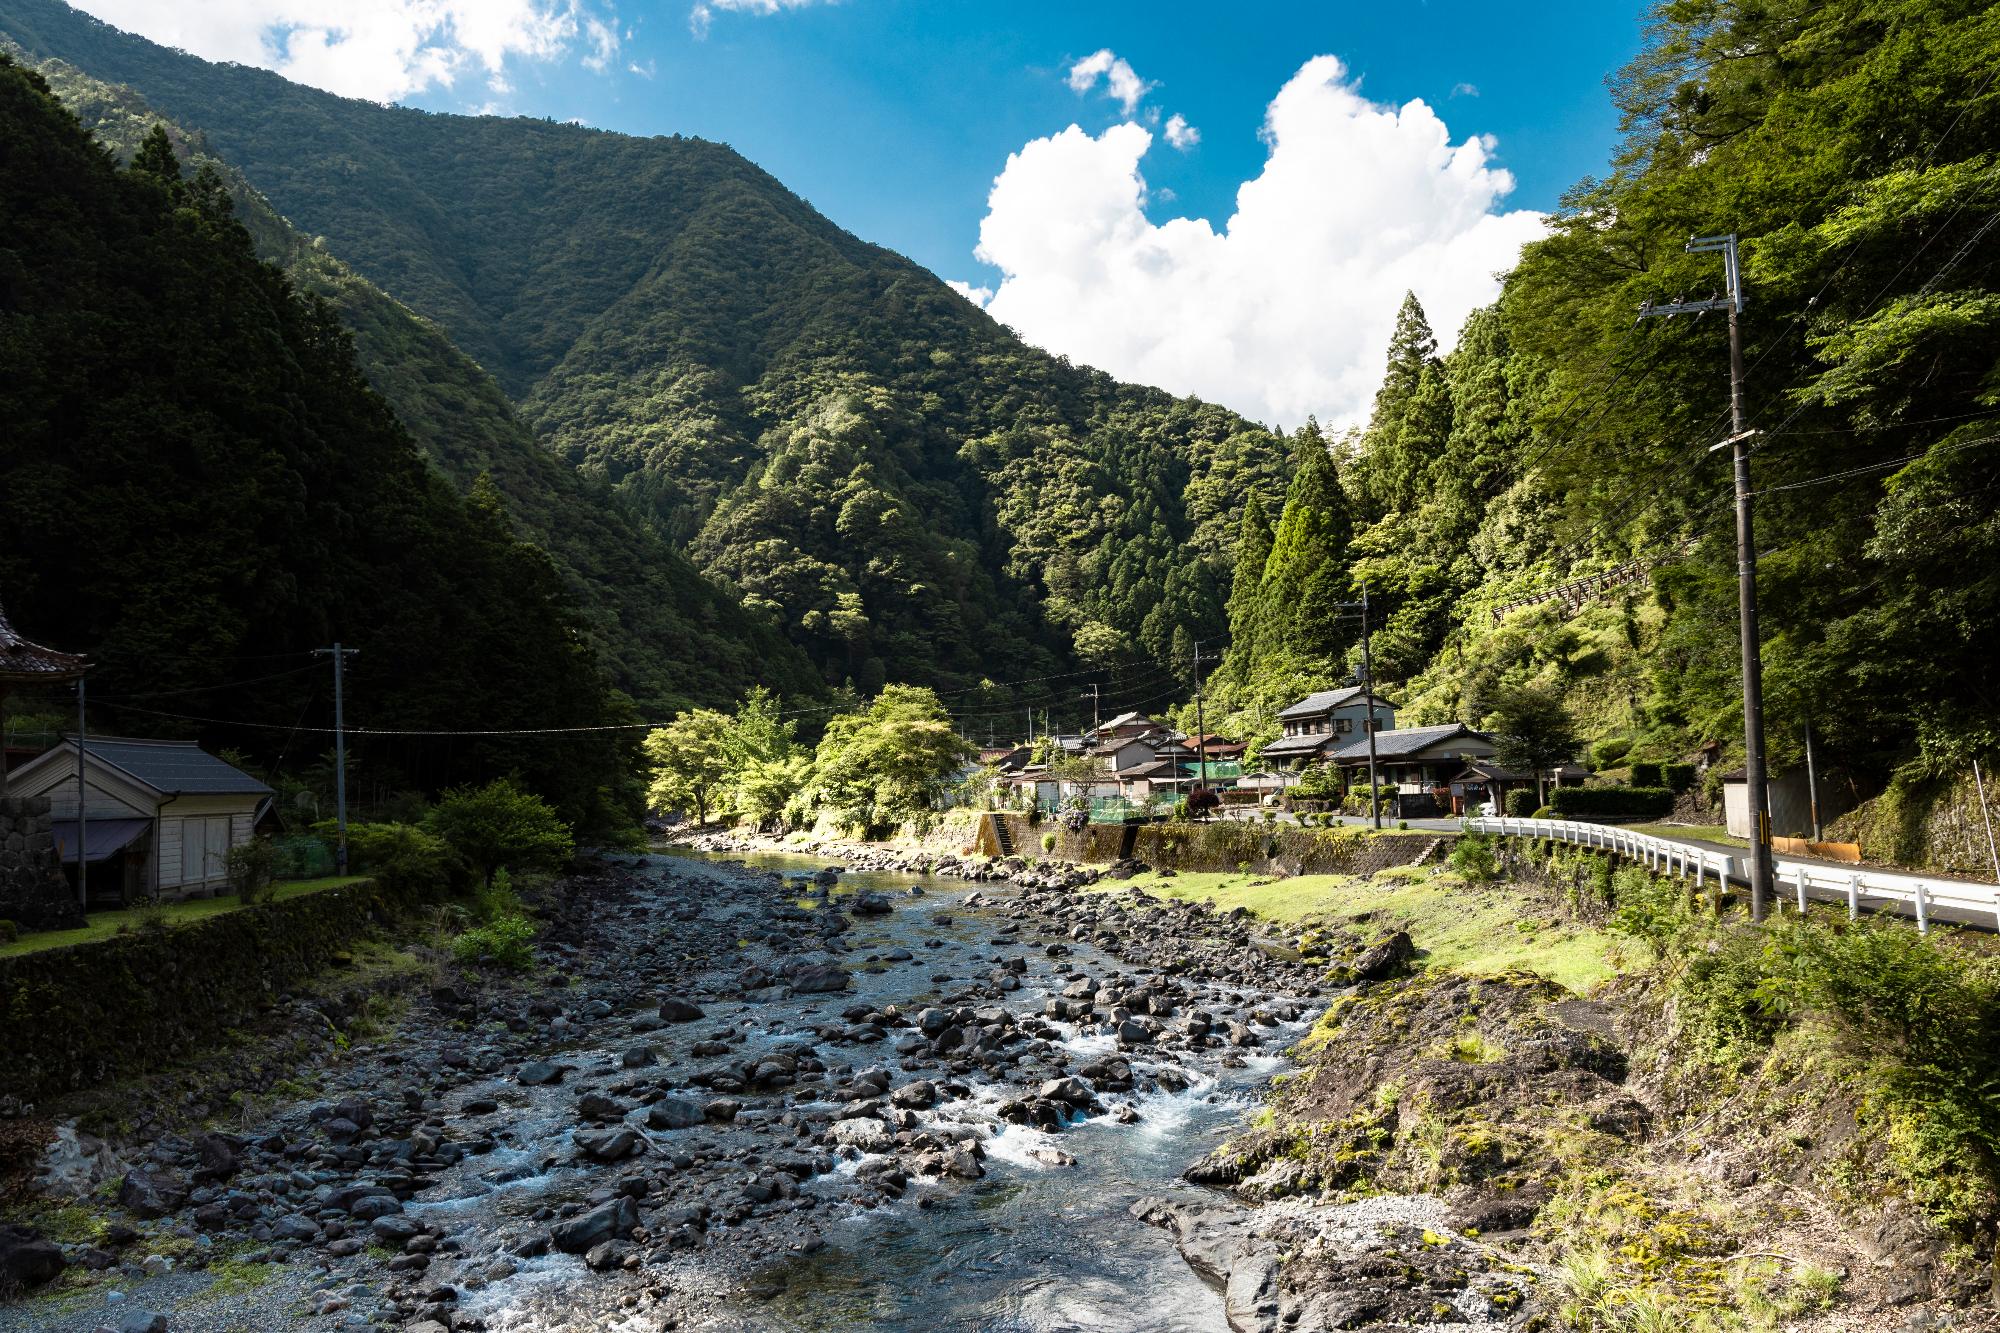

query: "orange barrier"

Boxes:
[1772, 836, 1862, 863]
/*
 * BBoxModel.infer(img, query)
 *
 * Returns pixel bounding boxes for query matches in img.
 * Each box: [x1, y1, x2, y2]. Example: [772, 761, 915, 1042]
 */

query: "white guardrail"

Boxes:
[1465, 816, 2000, 934]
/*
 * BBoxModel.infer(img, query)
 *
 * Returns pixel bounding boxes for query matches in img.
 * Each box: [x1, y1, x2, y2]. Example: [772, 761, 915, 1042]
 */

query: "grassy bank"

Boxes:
[1099, 865, 1629, 994]
[0, 877, 371, 959]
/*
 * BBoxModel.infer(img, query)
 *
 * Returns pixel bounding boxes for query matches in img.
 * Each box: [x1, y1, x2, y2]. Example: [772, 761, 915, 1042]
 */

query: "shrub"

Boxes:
[316, 821, 462, 894]
[1629, 761, 1664, 788]
[1504, 790, 1538, 818]
[451, 915, 535, 970]
[1661, 763, 1697, 793]
[226, 836, 279, 905]
[1590, 736, 1633, 769]
[1449, 833, 1499, 881]
[1532, 805, 1555, 819]
[0, 919, 16, 943]
[426, 779, 574, 888]
[1040, 832, 1057, 852]
[1549, 786, 1675, 819]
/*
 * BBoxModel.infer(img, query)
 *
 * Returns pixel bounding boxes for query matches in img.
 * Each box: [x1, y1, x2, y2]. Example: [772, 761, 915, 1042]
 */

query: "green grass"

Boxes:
[1624, 823, 1744, 848]
[0, 876, 371, 958]
[1100, 868, 1630, 993]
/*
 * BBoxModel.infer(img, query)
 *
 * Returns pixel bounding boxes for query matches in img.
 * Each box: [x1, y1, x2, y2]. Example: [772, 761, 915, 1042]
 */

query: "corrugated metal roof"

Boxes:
[1260, 733, 1334, 756]
[73, 737, 273, 796]
[1330, 723, 1489, 761]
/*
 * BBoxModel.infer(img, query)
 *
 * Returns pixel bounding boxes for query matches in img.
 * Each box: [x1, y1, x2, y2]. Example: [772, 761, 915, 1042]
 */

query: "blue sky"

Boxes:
[78, 0, 1649, 424]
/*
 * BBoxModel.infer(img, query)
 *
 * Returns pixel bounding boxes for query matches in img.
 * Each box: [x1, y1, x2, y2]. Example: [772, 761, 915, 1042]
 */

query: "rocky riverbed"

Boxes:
[0, 846, 1540, 1332]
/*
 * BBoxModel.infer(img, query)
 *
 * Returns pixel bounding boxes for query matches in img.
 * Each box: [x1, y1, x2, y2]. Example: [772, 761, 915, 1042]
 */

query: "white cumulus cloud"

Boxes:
[69, 0, 613, 103]
[1163, 112, 1199, 150]
[974, 55, 1546, 428]
[1065, 48, 1152, 115]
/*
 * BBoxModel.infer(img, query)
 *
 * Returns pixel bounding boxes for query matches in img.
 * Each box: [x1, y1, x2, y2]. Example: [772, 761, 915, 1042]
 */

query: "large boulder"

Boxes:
[828, 1118, 894, 1154]
[0, 1223, 65, 1289]
[117, 1170, 187, 1220]
[657, 998, 706, 1023]
[787, 961, 850, 994]
[551, 1197, 639, 1254]
[646, 1098, 706, 1130]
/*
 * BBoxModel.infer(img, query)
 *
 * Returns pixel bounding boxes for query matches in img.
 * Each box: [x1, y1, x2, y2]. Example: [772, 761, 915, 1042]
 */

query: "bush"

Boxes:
[1040, 832, 1057, 852]
[1661, 763, 1697, 793]
[1449, 833, 1499, 881]
[1532, 805, 1555, 819]
[1590, 736, 1633, 769]
[0, 919, 16, 943]
[451, 915, 535, 970]
[225, 836, 279, 904]
[1548, 786, 1675, 819]
[1629, 761, 1664, 788]
[1504, 790, 1538, 817]
[315, 821, 462, 894]
[426, 779, 573, 887]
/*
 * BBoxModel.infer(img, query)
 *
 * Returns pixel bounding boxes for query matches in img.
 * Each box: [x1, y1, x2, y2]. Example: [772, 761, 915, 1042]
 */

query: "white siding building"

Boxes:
[6, 737, 273, 905]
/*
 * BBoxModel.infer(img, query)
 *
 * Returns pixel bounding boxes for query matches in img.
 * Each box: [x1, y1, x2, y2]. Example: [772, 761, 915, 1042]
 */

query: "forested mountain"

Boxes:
[1206, 0, 1999, 819]
[5, 47, 819, 715]
[0, 0, 1291, 696]
[0, 56, 631, 824]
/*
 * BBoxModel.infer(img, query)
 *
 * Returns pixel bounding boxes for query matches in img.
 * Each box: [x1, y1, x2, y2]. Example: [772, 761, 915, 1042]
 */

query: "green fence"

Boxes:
[271, 834, 336, 879]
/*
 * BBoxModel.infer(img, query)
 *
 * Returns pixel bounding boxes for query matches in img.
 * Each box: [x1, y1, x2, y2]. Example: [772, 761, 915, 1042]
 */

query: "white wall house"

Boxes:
[7, 737, 273, 905]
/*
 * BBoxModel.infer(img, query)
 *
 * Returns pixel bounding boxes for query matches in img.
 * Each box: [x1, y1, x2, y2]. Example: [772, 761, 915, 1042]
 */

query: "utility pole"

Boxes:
[1191, 640, 1208, 792]
[1638, 232, 1773, 920]
[75, 677, 86, 908]
[1803, 718, 1821, 843]
[314, 644, 358, 875]
[1081, 684, 1101, 738]
[1337, 584, 1383, 829]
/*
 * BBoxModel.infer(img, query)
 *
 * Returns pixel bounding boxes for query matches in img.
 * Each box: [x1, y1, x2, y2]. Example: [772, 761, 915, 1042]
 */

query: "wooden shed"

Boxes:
[6, 737, 273, 906]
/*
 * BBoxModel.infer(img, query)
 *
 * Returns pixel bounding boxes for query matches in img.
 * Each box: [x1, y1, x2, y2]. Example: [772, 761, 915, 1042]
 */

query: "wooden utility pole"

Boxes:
[1639, 232, 1774, 919]
[314, 644, 358, 875]
[1192, 640, 1208, 789]
[1336, 584, 1382, 829]
[1081, 684, 1100, 737]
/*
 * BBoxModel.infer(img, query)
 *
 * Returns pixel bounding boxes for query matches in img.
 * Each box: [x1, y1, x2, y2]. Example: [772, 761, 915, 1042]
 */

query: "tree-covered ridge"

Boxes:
[0, 0, 1293, 693]
[0, 56, 630, 826]
[9, 46, 822, 716]
[1206, 0, 1999, 797]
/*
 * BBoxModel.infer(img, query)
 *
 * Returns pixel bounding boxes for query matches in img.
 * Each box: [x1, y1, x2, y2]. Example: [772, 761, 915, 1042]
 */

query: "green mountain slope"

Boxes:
[8, 46, 820, 715]
[0, 0, 1290, 694]
[0, 56, 629, 821]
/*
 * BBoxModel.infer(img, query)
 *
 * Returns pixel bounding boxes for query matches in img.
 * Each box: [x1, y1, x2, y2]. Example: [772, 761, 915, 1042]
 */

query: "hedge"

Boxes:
[1548, 786, 1676, 819]
[1630, 762, 1664, 788]
[1504, 790, 1539, 817]
[1662, 763, 1697, 793]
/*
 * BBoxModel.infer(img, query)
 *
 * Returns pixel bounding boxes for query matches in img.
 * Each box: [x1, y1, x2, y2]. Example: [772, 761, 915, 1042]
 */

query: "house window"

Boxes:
[1336, 718, 1352, 734]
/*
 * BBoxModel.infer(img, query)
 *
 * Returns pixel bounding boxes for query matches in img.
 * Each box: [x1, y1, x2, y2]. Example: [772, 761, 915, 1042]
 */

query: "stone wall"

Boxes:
[983, 813, 1445, 878]
[0, 794, 83, 931]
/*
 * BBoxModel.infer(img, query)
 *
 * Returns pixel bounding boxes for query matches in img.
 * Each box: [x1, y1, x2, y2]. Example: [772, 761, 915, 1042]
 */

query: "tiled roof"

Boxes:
[0, 601, 88, 681]
[79, 737, 273, 796]
[1330, 723, 1488, 761]
[1275, 686, 1393, 719]
[1260, 732, 1334, 757]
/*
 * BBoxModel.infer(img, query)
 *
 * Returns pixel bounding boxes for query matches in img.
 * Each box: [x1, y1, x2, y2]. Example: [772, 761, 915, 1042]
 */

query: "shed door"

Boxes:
[203, 816, 230, 881]
[181, 818, 207, 883]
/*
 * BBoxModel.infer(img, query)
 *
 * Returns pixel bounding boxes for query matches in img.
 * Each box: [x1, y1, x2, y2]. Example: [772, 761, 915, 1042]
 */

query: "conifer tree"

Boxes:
[1259, 420, 1355, 665]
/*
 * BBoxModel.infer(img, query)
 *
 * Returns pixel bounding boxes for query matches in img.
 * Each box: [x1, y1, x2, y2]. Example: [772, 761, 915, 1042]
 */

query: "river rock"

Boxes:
[849, 892, 892, 916]
[272, 1214, 319, 1243]
[113, 1312, 170, 1333]
[0, 1223, 65, 1288]
[574, 1128, 644, 1162]
[890, 1080, 938, 1110]
[117, 1170, 187, 1219]
[646, 1098, 705, 1130]
[829, 1117, 894, 1153]
[1038, 1076, 1095, 1108]
[657, 997, 706, 1022]
[517, 1061, 565, 1086]
[551, 1197, 639, 1254]
[577, 1092, 627, 1121]
[620, 1045, 658, 1068]
[787, 960, 851, 993]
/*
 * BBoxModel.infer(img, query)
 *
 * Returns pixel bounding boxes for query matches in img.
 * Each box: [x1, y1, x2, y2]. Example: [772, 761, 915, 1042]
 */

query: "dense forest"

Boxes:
[0, 0, 1292, 698]
[1202, 0, 1998, 835]
[0, 56, 633, 826]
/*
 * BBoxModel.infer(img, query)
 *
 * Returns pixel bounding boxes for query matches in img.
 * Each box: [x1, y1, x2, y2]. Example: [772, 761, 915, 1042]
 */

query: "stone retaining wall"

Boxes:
[0, 873, 443, 1107]
[980, 814, 1444, 878]
[0, 793, 82, 931]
